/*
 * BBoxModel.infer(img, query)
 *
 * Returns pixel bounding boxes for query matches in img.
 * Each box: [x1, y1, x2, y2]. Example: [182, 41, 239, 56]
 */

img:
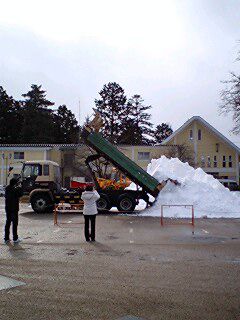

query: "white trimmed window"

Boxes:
[223, 156, 226, 168]
[229, 156, 232, 168]
[198, 129, 202, 140]
[214, 156, 217, 168]
[138, 152, 150, 161]
[14, 152, 24, 160]
[207, 156, 211, 167]
[189, 129, 193, 140]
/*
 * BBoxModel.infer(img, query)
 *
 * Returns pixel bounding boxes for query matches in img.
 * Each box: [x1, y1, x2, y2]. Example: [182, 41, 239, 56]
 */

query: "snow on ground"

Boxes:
[138, 156, 240, 218]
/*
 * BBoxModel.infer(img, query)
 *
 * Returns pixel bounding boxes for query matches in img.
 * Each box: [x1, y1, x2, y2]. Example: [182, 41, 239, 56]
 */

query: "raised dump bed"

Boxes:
[83, 130, 161, 197]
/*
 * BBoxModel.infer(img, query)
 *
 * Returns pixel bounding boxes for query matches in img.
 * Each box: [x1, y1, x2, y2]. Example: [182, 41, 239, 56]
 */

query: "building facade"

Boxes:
[162, 116, 240, 184]
[118, 145, 173, 170]
[0, 144, 173, 186]
[0, 144, 75, 187]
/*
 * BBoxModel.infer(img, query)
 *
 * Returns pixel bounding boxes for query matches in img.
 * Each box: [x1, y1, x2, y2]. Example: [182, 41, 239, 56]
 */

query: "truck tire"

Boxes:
[117, 194, 136, 212]
[31, 194, 53, 213]
[97, 195, 111, 212]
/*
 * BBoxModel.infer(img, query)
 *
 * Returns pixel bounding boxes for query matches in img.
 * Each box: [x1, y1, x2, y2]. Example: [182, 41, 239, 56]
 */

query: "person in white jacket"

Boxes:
[81, 185, 100, 242]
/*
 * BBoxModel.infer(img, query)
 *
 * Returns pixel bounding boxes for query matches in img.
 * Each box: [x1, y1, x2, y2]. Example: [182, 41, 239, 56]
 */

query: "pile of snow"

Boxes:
[141, 156, 240, 218]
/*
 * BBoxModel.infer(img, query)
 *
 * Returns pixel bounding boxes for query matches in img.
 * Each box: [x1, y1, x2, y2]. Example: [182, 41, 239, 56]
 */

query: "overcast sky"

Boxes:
[1, 0, 240, 144]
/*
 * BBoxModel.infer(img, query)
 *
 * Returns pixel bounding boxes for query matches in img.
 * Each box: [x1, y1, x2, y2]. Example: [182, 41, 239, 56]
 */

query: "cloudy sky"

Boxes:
[1, 0, 240, 144]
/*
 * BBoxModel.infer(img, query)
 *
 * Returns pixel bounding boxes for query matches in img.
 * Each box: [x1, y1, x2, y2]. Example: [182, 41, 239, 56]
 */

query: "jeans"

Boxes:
[84, 215, 96, 241]
[4, 212, 18, 241]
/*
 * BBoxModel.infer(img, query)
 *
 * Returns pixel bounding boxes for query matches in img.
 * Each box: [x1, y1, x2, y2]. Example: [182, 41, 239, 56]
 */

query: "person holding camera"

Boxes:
[81, 185, 100, 242]
[4, 178, 23, 244]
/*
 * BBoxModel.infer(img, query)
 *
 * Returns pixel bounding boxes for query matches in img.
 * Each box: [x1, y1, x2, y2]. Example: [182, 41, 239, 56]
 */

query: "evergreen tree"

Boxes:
[119, 94, 154, 145]
[154, 123, 173, 144]
[54, 105, 79, 143]
[94, 82, 127, 143]
[21, 84, 55, 143]
[118, 118, 143, 145]
[0, 86, 23, 143]
[82, 115, 91, 128]
[79, 115, 90, 143]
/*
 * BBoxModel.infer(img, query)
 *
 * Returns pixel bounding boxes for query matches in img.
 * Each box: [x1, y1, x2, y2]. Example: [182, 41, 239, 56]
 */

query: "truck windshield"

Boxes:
[23, 164, 42, 177]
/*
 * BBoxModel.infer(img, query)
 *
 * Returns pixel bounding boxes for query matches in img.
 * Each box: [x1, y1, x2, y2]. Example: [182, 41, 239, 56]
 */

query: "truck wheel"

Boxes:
[117, 194, 136, 212]
[31, 194, 53, 213]
[97, 195, 111, 212]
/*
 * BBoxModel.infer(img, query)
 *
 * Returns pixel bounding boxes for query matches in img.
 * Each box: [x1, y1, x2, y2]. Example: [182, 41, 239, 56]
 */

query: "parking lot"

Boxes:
[0, 198, 240, 320]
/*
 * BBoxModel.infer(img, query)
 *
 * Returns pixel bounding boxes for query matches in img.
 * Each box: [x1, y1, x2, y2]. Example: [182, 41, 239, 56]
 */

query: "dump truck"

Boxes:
[81, 128, 165, 212]
[11, 119, 173, 213]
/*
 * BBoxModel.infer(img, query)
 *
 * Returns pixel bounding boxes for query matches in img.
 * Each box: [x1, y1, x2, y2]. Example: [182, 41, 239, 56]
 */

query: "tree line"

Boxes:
[93, 82, 172, 144]
[0, 84, 79, 144]
[0, 83, 173, 145]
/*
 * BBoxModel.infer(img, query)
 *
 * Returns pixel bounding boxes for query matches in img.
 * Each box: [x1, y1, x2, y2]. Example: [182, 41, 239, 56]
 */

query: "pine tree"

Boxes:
[94, 82, 127, 143]
[0, 86, 23, 143]
[154, 123, 173, 144]
[79, 115, 91, 143]
[119, 95, 154, 145]
[54, 105, 79, 143]
[21, 84, 55, 143]
[119, 118, 143, 145]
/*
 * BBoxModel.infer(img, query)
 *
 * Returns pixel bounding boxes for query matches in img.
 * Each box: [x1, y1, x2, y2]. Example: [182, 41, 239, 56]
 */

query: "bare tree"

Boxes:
[74, 146, 93, 181]
[167, 144, 194, 166]
[219, 47, 240, 134]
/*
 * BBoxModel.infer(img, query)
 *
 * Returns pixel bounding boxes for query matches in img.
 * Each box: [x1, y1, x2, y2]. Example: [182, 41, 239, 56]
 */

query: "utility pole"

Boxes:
[5, 155, 8, 185]
[79, 100, 81, 126]
[5, 153, 12, 185]
[78, 100, 81, 143]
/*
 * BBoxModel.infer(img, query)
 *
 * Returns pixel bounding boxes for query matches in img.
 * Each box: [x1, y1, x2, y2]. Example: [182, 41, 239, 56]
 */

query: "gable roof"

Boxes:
[161, 116, 240, 153]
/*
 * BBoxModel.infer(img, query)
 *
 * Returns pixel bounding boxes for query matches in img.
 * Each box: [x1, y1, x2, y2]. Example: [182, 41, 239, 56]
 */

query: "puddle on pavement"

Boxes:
[229, 259, 240, 264]
[66, 249, 78, 256]
[116, 316, 145, 320]
[192, 236, 228, 243]
[107, 235, 119, 240]
[0, 275, 25, 291]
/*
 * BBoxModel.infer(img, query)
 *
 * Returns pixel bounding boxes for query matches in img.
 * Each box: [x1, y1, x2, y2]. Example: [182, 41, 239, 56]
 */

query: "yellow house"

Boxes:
[162, 116, 240, 185]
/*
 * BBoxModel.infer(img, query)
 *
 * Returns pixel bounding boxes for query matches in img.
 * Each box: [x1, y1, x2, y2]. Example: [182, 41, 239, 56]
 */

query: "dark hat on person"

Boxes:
[10, 178, 18, 186]
[85, 185, 93, 191]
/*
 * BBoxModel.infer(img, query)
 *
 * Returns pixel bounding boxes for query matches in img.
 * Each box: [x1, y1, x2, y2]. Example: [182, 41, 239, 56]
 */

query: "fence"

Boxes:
[54, 202, 84, 227]
[161, 204, 195, 234]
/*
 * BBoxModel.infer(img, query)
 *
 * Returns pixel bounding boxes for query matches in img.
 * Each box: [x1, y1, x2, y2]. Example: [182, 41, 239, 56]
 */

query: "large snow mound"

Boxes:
[141, 156, 240, 218]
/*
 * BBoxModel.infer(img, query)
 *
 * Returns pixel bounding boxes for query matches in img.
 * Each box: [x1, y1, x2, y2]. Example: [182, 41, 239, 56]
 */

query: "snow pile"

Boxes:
[142, 156, 240, 218]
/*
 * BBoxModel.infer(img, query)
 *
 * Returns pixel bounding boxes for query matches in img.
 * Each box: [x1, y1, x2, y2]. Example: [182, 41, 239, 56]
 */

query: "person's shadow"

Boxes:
[6, 242, 31, 260]
[20, 211, 52, 221]
[89, 241, 123, 257]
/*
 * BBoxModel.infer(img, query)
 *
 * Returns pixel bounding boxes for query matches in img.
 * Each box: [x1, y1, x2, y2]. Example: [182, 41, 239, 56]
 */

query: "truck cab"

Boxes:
[19, 160, 84, 213]
[21, 160, 61, 194]
[15, 160, 63, 213]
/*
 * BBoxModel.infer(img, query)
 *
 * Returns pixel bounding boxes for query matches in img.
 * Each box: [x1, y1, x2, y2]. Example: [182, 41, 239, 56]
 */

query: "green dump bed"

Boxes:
[84, 130, 160, 197]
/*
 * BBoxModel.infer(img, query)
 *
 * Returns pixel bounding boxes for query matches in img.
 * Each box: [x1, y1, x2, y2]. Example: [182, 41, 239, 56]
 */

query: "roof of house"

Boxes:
[161, 116, 240, 153]
[0, 143, 175, 150]
[0, 144, 82, 150]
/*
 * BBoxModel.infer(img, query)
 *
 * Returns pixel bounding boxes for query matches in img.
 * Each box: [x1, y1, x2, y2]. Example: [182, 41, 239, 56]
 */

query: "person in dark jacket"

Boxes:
[4, 178, 23, 244]
[81, 185, 100, 242]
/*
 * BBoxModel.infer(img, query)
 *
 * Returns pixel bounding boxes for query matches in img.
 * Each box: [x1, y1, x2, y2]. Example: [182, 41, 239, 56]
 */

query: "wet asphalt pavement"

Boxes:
[0, 199, 239, 320]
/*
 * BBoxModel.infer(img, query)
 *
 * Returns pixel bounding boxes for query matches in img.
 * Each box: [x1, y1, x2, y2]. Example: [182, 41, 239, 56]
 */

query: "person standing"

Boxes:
[81, 186, 100, 242]
[4, 178, 23, 244]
